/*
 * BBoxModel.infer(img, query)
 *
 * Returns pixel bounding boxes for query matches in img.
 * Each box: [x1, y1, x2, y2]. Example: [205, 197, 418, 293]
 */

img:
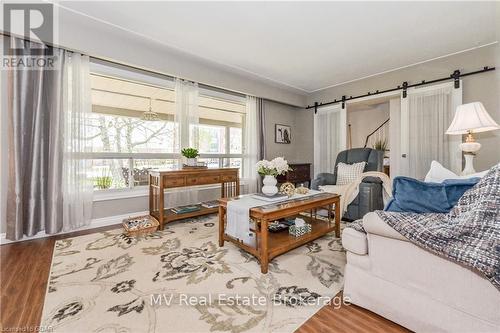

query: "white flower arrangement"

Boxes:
[256, 157, 292, 176]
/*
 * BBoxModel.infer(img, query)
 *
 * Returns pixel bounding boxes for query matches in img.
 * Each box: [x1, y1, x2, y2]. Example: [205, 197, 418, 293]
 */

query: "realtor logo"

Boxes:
[3, 2, 55, 56]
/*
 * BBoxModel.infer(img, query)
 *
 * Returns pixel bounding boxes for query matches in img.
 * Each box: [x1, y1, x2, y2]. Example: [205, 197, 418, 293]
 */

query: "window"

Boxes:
[190, 94, 245, 172]
[87, 63, 246, 192]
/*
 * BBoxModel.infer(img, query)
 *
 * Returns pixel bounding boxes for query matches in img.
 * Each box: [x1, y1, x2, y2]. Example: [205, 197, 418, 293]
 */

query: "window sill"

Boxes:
[93, 180, 249, 202]
[93, 187, 149, 201]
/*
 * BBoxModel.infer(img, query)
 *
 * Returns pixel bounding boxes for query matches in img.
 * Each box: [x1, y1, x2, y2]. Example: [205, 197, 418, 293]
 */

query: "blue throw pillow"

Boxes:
[384, 176, 479, 213]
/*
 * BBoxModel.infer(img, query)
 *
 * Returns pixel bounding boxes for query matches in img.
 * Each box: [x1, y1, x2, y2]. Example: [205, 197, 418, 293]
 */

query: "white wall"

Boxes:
[347, 103, 390, 149]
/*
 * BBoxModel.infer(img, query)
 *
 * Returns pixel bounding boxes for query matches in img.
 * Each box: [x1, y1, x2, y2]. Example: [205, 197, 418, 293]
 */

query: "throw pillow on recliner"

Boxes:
[385, 176, 480, 213]
[336, 161, 366, 185]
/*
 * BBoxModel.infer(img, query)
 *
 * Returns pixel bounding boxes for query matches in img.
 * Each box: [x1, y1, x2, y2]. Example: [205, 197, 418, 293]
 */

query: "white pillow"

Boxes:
[424, 161, 488, 183]
[336, 162, 366, 185]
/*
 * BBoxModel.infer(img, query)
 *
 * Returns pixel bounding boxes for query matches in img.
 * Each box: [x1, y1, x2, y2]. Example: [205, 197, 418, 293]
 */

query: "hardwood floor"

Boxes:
[0, 226, 410, 333]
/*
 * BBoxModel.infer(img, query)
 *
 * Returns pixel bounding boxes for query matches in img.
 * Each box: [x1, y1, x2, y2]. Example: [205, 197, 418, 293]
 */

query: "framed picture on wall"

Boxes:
[275, 124, 291, 144]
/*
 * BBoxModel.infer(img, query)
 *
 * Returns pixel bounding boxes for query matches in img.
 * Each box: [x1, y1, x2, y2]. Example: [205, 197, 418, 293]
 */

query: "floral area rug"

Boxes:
[41, 215, 346, 333]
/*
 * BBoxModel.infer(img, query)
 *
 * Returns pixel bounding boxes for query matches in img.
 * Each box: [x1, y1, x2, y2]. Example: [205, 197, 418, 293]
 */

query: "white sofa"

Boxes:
[342, 212, 500, 332]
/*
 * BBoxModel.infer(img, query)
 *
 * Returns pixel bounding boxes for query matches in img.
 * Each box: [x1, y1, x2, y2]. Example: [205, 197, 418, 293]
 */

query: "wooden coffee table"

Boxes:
[218, 193, 340, 273]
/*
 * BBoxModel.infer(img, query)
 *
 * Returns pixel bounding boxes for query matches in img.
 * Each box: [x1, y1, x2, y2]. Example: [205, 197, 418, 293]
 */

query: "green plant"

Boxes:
[181, 147, 199, 158]
[373, 138, 388, 151]
[95, 176, 112, 190]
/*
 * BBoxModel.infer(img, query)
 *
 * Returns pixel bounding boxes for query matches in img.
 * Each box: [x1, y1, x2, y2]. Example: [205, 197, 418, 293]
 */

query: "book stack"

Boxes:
[201, 200, 219, 209]
[171, 205, 201, 214]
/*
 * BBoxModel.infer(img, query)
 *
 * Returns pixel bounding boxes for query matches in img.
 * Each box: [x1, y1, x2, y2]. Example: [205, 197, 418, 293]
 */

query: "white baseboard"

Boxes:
[0, 210, 149, 245]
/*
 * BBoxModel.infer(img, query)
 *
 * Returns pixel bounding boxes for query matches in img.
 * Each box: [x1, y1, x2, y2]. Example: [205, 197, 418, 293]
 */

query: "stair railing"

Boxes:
[363, 118, 390, 148]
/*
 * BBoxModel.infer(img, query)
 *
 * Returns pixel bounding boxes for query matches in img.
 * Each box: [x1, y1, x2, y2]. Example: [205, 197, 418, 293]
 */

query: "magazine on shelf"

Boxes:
[201, 200, 220, 209]
[171, 205, 201, 214]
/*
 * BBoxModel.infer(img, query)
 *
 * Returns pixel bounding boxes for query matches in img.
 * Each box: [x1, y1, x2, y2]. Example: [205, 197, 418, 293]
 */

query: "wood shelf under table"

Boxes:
[266, 214, 335, 260]
[151, 206, 219, 224]
[149, 167, 239, 228]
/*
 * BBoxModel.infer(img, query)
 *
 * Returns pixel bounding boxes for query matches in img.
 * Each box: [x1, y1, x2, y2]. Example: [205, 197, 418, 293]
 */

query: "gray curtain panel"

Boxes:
[257, 97, 266, 160]
[6, 39, 66, 240]
[256, 98, 266, 189]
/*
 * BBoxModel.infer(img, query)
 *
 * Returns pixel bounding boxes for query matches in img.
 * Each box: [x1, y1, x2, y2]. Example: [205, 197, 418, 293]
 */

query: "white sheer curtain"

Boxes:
[171, 78, 199, 205]
[62, 52, 93, 231]
[243, 96, 259, 194]
[314, 105, 346, 177]
[406, 85, 460, 179]
[175, 78, 199, 152]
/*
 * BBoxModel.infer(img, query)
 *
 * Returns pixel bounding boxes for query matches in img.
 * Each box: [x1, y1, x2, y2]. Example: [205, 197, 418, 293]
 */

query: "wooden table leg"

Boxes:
[328, 204, 333, 225]
[218, 206, 225, 247]
[260, 219, 269, 274]
[158, 176, 165, 229]
[335, 200, 341, 237]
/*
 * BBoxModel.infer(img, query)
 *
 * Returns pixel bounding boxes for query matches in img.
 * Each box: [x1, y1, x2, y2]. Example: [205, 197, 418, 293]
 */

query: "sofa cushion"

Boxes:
[384, 176, 479, 213]
[362, 212, 408, 241]
[342, 226, 368, 255]
[424, 160, 488, 183]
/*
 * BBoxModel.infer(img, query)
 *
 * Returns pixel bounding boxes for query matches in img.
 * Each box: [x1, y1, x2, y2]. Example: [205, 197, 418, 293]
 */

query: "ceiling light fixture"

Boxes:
[141, 97, 160, 121]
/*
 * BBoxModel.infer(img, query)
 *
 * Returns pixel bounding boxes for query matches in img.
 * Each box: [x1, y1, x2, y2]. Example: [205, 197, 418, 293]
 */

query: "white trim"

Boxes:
[90, 61, 175, 89]
[93, 181, 248, 202]
[93, 187, 149, 201]
[0, 211, 148, 245]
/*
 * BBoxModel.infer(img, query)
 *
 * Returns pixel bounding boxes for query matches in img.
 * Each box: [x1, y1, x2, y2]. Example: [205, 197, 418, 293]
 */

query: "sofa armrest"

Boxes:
[362, 212, 408, 241]
[311, 172, 335, 190]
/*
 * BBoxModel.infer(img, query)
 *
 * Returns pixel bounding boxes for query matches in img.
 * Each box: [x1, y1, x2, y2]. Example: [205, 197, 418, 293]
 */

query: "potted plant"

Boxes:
[95, 176, 112, 190]
[181, 147, 199, 166]
[256, 157, 291, 196]
[373, 138, 388, 152]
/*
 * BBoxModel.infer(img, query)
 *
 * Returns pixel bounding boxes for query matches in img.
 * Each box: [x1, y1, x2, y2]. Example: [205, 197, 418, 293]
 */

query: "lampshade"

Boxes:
[446, 102, 500, 135]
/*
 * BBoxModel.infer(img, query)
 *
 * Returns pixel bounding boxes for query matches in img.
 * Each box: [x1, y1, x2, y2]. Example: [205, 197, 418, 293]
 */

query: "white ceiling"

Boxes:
[57, 1, 497, 93]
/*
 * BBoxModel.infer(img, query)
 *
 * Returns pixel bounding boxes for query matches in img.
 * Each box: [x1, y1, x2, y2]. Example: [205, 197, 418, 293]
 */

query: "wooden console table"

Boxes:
[149, 168, 239, 228]
[218, 192, 340, 273]
[276, 163, 311, 187]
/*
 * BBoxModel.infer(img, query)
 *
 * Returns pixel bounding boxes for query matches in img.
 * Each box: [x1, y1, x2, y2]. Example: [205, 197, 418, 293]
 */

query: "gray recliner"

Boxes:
[311, 148, 385, 221]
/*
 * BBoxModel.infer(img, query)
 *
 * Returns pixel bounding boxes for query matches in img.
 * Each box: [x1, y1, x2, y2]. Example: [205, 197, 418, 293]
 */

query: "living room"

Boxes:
[1, 2, 499, 333]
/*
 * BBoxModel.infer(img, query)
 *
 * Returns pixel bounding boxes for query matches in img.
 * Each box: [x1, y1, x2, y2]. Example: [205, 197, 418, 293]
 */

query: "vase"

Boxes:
[186, 158, 197, 166]
[262, 175, 278, 196]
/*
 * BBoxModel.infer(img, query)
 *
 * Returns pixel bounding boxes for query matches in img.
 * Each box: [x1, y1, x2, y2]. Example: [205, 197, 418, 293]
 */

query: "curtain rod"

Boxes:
[307, 66, 496, 113]
[0, 31, 247, 100]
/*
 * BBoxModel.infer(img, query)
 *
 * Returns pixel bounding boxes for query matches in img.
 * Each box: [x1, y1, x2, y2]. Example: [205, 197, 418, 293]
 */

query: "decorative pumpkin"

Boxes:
[279, 182, 296, 197]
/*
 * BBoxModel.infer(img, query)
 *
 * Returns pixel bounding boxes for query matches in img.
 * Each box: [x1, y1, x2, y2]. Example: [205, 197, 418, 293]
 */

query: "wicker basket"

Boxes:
[122, 215, 159, 236]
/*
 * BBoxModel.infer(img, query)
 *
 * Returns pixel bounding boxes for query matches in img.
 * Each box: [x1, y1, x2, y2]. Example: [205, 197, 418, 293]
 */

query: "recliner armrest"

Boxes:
[361, 176, 383, 184]
[311, 172, 335, 190]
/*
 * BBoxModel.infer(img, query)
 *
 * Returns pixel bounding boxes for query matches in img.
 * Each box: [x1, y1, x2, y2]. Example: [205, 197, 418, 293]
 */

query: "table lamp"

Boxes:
[446, 102, 500, 175]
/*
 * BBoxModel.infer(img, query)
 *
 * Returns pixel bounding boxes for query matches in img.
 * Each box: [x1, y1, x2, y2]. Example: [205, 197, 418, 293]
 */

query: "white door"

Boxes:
[314, 104, 347, 177]
[400, 81, 462, 179]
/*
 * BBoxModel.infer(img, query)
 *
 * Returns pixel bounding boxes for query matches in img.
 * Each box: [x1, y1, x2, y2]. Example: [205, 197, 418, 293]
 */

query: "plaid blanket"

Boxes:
[374, 164, 500, 290]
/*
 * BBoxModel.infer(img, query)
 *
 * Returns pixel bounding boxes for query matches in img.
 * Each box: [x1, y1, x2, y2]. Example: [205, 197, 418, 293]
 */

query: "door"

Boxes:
[400, 81, 462, 179]
[313, 104, 347, 177]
